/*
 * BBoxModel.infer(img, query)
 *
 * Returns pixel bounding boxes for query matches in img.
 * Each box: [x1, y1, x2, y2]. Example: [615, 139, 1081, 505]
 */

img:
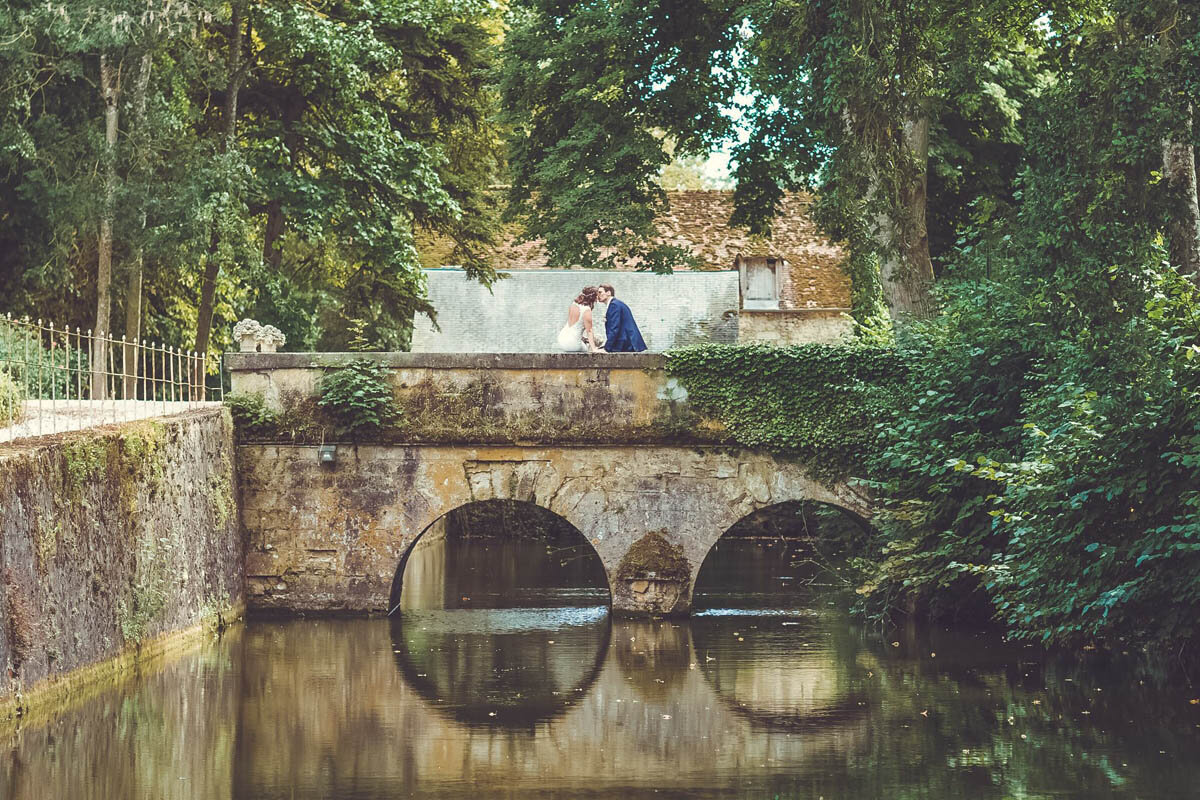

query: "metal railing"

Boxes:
[0, 315, 223, 442]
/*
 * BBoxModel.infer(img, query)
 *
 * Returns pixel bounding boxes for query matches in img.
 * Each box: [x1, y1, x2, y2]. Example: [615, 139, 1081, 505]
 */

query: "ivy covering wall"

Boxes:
[666, 343, 907, 481]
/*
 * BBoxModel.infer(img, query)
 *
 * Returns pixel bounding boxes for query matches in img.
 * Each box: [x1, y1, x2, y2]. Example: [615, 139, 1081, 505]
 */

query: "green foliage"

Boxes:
[0, 371, 23, 426]
[118, 530, 170, 645]
[318, 359, 401, 438]
[225, 392, 279, 439]
[0, 0, 505, 352]
[500, 0, 1047, 316]
[61, 438, 110, 496]
[499, 0, 740, 271]
[0, 320, 89, 400]
[855, 4, 1200, 654]
[666, 343, 906, 480]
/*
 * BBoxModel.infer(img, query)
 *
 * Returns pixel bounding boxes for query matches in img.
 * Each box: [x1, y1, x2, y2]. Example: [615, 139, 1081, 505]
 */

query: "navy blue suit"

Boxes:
[603, 298, 647, 352]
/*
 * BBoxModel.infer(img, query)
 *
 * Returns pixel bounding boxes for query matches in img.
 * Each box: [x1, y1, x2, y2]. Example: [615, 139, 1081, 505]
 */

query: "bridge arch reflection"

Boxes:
[389, 608, 612, 728]
[387, 499, 613, 728]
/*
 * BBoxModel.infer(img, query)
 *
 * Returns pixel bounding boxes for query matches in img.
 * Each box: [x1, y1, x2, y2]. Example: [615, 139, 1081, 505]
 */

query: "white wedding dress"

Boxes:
[556, 303, 588, 352]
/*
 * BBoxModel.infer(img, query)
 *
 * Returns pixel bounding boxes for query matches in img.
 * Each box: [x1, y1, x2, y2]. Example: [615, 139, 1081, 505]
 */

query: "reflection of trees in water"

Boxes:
[693, 500, 871, 609]
[390, 609, 611, 728]
[393, 500, 609, 611]
[0, 629, 242, 800]
[8, 617, 1200, 799]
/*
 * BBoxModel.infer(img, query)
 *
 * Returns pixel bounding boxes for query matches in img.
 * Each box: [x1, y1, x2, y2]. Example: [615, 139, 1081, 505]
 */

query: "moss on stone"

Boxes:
[117, 529, 171, 644]
[114, 421, 168, 514]
[210, 450, 234, 526]
[616, 530, 690, 582]
[61, 437, 108, 496]
[33, 514, 60, 575]
[3, 570, 38, 670]
[231, 375, 731, 447]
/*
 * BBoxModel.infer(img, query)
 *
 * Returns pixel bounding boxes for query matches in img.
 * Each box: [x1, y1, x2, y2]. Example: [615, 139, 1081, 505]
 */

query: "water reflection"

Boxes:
[3, 613, 1200, 799]
[693, 611, 870, 731]
[390, 607, 610, 727]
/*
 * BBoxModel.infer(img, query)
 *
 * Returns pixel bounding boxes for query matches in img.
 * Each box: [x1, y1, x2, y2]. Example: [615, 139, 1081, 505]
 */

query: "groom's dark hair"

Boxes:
[600, 283, 615, 297]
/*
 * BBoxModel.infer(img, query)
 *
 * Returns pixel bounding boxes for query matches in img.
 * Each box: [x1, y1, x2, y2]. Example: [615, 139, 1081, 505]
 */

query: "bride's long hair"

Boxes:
[574, 286, 599, 307]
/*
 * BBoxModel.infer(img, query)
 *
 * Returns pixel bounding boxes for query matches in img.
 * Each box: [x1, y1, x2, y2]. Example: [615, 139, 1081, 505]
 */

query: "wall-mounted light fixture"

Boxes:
[318, 443, 337, 466]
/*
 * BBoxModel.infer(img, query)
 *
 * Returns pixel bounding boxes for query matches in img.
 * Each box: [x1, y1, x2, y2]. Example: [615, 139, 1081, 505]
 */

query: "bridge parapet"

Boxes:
[227, 351, 712, 445]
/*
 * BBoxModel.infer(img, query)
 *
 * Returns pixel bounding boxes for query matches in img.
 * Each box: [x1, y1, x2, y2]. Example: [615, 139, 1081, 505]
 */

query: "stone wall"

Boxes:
[238, 443, 870, 616]
[412, 269, 740, 353]
[737, 309, 854, 346]
[226, 352, 719, 445]
[0, 409, 243, 710]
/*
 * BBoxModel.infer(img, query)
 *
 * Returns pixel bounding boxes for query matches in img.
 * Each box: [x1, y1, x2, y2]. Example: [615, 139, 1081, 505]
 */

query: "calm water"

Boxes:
[4, 538, 1200, 799]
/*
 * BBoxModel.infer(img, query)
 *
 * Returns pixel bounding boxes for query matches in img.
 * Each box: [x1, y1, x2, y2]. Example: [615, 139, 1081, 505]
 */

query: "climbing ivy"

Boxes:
[666, 343, 906, 480]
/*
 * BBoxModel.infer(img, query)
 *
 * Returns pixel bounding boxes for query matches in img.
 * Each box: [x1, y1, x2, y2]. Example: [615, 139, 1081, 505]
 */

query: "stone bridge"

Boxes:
[229, 353, 872, 616]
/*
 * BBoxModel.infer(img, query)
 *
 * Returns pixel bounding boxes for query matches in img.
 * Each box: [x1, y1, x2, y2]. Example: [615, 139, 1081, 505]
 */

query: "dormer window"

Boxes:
[737, 255, 782, 310]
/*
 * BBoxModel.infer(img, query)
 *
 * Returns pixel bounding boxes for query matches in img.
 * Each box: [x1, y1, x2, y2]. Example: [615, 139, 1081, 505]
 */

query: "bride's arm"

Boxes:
[583, 309, 601, 352]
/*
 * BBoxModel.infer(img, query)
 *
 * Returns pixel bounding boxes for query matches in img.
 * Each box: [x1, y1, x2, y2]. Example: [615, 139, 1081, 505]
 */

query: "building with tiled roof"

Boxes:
[413, 190, 853, 351]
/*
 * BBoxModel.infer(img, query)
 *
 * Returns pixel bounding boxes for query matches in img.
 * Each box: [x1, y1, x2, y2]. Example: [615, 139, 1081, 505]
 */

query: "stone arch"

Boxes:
[689, 495, 874, 612]
[680, 458, 871, 586]
[387, 497, 612, 613]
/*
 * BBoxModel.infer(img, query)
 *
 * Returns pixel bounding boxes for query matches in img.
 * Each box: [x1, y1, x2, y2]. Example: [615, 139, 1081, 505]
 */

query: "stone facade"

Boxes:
[238, 443, 870, 617]
[419, 191, 852, 308]
[737, 309, 855, 346]
[412, 269, 740, 353]
[411, 190, 852, 352]
[0, 409, 243, 710]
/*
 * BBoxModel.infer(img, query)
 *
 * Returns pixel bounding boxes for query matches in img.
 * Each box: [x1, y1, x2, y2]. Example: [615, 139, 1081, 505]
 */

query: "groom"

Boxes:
[597, 284, 647, 352]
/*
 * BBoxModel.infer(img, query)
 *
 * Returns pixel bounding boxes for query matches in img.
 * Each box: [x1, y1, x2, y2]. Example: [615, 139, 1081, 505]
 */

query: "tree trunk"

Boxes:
[194, 1, 247, 377]
[874, 113, 935, 320]
[124, 50, 153, 398]
[1164, 112, 1200, 287]
[93, 53, 121, 400]
[262, 199, 284, 269]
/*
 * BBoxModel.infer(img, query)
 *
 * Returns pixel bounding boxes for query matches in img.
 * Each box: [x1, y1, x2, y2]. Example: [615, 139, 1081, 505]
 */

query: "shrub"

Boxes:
[318, 359, 400, 438]
[0, 371, 24, 426]
[224, 392, 278, 439]
[666, 343, 907, 480]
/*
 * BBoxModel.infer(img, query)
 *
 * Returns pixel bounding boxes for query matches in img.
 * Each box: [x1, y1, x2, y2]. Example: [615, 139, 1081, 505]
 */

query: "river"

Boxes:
[3, 535, 1198, 799]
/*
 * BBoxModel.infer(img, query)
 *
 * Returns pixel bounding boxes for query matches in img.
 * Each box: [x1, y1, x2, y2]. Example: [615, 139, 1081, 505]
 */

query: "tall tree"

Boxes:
[236, 0, 504, 349]
[93, 52, 121, 397]
[500, 0, 1045, 323]
[195, 0, 249, 362]
[1154, 0, 1200, 284]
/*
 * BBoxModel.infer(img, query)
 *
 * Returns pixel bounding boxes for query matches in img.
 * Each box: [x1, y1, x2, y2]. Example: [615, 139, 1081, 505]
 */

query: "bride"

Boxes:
[556, 286, 603, 352]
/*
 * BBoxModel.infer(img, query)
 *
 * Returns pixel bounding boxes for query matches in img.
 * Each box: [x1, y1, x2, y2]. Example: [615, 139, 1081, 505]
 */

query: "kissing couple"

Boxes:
[556, 284, 647, 353]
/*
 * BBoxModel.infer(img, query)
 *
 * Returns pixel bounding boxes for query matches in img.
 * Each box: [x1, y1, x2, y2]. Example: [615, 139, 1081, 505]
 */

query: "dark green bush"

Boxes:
[0, 371, 24, 426]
